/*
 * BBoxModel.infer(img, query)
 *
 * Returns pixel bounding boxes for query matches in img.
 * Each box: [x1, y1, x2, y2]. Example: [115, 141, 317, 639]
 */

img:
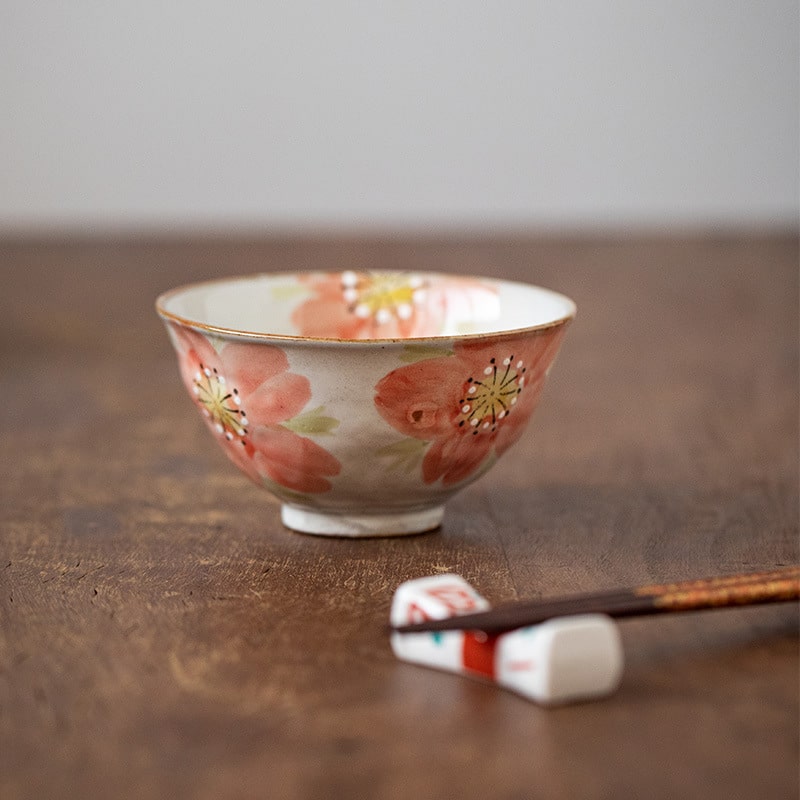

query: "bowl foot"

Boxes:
[281, 505, 445, 538]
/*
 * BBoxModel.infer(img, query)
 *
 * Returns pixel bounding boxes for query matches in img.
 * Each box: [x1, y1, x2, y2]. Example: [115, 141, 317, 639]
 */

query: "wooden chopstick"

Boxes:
[391, 565, 800, 635]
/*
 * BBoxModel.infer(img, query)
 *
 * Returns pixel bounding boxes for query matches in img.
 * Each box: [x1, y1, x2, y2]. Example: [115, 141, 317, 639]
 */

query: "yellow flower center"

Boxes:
[340, 271, 425, 326]
[457, 355, 526, 435]
[193, 364, 249, 445]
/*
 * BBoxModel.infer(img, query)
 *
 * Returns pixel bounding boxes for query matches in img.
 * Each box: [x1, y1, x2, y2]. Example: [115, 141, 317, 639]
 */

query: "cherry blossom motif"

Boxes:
[374, 328, 567, 486]
[168, 324, 341, 493]
[290, 271, 498, 339]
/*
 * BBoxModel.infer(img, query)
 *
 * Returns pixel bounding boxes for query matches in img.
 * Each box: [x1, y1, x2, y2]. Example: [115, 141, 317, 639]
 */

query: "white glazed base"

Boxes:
[281, 505, 445, 538]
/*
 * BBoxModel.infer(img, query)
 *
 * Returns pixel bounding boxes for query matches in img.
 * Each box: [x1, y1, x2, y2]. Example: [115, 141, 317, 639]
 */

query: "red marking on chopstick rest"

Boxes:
[461, 632, 499, 679]
[406, 602, 433, 623]
[425, 584, 483, 614]
[505, 660, 536, 673]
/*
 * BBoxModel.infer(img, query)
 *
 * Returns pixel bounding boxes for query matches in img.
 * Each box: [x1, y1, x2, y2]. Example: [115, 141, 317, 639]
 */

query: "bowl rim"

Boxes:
[155, 269, 577, 345]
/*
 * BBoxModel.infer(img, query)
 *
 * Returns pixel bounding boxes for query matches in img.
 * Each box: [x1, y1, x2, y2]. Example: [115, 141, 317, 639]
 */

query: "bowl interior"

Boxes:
[157, 271, 575, 341]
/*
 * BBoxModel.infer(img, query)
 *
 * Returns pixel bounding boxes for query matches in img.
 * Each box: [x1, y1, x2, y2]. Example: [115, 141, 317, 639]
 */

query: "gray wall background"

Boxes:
[1, 1, 797, 233]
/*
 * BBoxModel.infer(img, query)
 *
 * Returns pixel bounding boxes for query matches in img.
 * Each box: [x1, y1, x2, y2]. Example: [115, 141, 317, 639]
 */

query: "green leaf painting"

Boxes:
[270, 283, 309, 302]
[376, 437, 429, 473]
[282, 406, 339, 436]
[207, 334, 227, 355]
[398, 344, 454, 364]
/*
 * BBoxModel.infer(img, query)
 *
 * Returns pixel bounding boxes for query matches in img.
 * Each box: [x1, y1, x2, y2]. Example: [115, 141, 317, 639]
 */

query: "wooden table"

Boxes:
[1, 234, 797, 800]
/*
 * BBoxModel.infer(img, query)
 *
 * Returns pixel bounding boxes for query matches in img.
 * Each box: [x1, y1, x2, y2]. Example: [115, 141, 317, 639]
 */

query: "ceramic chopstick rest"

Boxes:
[390, 574, 624, 706]
[390, 574, 492, 671]
[492, 616, 624, 704]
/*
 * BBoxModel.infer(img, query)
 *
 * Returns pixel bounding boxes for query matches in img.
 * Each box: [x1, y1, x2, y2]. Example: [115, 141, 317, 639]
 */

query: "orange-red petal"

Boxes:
[422, 431, 493, 486]
[220, 341, 291, 397]
[375, 356, 466, 439]
[251, 426, 341, 494]
[245, 371, 311, 427]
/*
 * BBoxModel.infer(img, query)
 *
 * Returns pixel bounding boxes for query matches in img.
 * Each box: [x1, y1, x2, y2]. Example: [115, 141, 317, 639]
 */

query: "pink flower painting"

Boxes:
[169, 325, 341, 493]
[290, 271, 498, 340]
[374, 329, 566, 486]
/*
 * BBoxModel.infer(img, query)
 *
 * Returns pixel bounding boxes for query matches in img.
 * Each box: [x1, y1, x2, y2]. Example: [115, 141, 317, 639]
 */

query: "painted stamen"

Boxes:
[456, 355, 525, 437]
[339, 271, 428, 328]
[193, 363, 249, 445]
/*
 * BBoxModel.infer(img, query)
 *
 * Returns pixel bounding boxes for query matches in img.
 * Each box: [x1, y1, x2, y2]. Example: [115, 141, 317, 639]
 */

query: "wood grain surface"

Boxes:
[1, 234, 797, 800]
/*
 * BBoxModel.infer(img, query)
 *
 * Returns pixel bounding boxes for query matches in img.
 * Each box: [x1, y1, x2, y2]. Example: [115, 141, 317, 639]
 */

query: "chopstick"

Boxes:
[391, 565, 800, 635]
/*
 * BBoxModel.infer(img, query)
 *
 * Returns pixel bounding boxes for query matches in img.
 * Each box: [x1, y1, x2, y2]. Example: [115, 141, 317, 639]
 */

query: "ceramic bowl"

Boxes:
[156, 271, 575, 537]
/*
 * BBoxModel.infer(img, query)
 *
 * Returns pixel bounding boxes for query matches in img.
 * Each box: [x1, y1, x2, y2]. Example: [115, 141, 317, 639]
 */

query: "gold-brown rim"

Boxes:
[155, 270, 577, 345]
